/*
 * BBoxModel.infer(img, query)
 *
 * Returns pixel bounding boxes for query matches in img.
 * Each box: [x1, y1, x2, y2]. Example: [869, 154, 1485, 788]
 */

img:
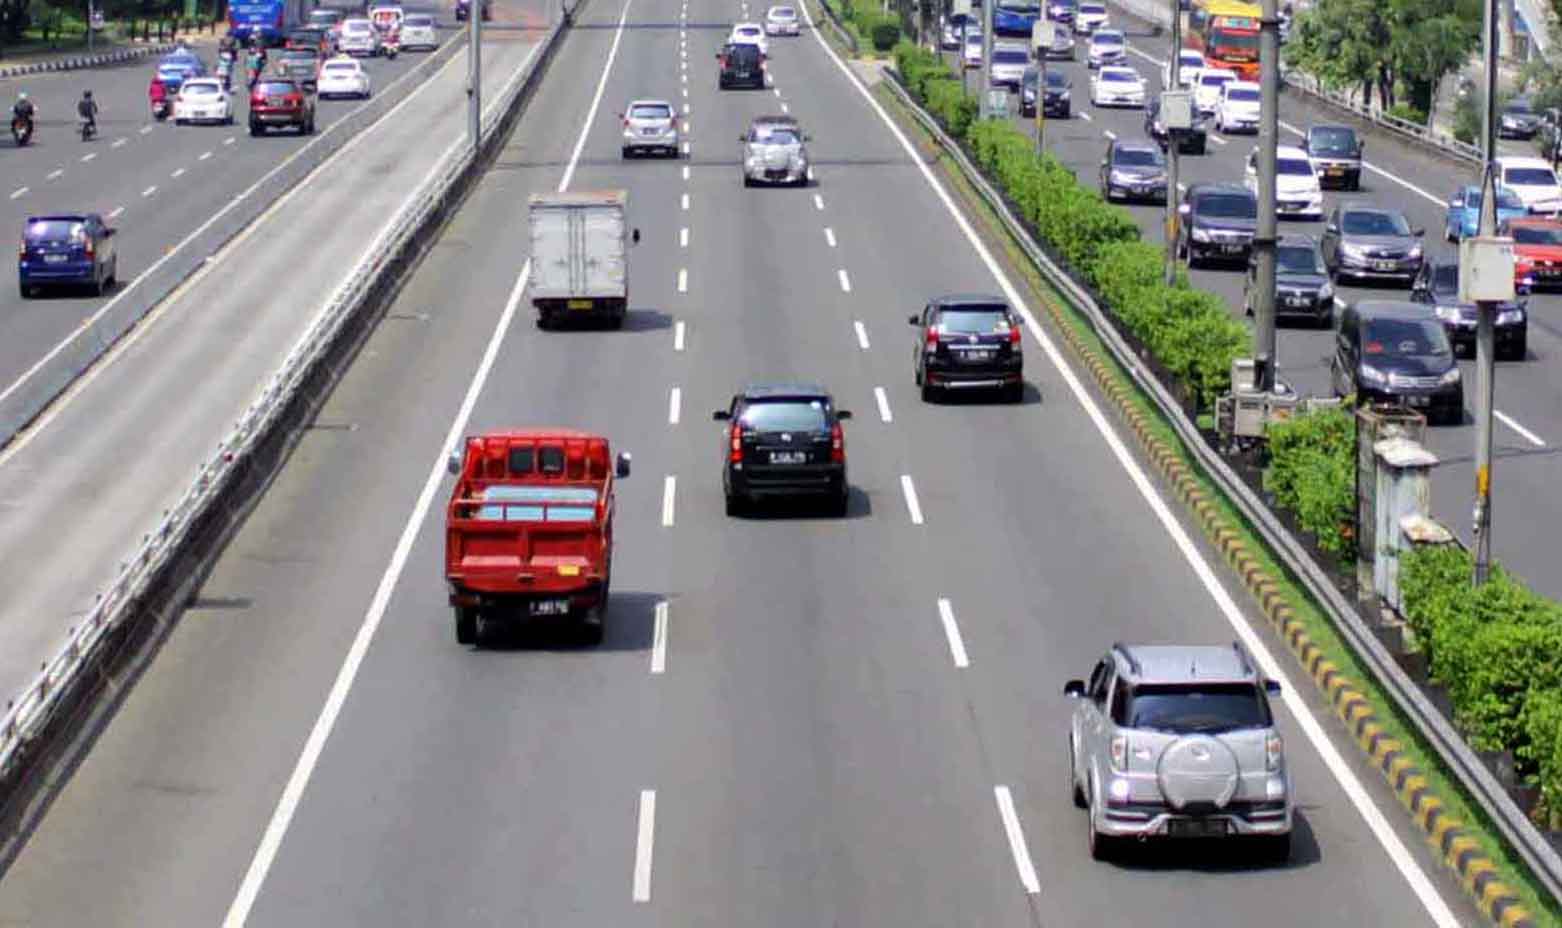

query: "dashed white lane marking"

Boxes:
[1208, 133, 1229, 146]
[682, 119, 690, 133]
[994, 786, 1041, 895]
[223, 136, 236, 145]
[677, 267, 688, 292]
[674, 320, 686, 351]
[1078, 110, 1092, 121]
[9, 187, 27, 200]
[141, 186, 157, 198]
[873, 386, 893, 423]
[813, 193, 824, 210]
[1496, 410, 1548, 447]
[661, 476, 677, 527]
[936, 598, 970, 668]
[824, 227, 836, 247]
[682, 72, 688, 83]
[773, 87, 781, 97]
[853, 320, 870, 350]
[683, 102, 690, 114]
[900, 474, 924, 525]
[681, 192, 690, 210]
[107, 206, 124, 220]
[46, 169, 63, 180]
[171, 168, 186, 179]
[781, 102, 789, 114]
[683, 86, 689, 96]
[679, 226, 689, 247]
[681, 141, 690, 155]
[199, 150, 213, 161]
[837, 268, 851, 292]
[633, 789, 657, 902]
[668, 386, 682, 425]
[80, 152, 96, 163]
[682, 165, 690, 181]
[112, 137, 128, 148]
[138, 126, 152, 135]
[1102, 129, 1115, 140]
[650, 602, 669, 674]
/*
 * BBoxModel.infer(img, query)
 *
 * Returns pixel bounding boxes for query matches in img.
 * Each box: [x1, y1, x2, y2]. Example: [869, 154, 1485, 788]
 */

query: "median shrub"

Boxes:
[1263, 406, 1356, 560]
[868, 14, 900, 51]
[1522, 689, 1562, 829]
[924, 77, 977, 138]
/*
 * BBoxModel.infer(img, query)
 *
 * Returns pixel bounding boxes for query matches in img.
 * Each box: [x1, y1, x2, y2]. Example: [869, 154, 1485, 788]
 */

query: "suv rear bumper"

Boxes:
[1096, 799, 1293, 838]
[727, 463, 845, 499]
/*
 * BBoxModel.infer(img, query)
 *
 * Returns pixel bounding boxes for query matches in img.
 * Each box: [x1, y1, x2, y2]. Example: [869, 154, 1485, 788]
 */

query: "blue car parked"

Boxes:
[1444, 184, 1527, 242]
[18, 214, 118, 298]
[993, 0, 1042, 36]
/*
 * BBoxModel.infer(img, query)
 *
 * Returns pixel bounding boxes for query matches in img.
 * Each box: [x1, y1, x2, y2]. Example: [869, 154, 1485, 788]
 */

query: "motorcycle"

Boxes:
[151, 97, 171, 121]
[10, 113, 33, 146]
[80, 119, 96, 141]
[382, 29, 399, 59]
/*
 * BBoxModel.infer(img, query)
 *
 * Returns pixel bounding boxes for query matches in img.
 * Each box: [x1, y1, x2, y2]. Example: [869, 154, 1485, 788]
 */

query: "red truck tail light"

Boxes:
[728, 425, 743, 462]
[830, 423, 844, 463]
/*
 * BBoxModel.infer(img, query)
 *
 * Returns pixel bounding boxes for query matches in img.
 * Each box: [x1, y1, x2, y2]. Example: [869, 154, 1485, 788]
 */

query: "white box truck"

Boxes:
[527, 190, 635, 329]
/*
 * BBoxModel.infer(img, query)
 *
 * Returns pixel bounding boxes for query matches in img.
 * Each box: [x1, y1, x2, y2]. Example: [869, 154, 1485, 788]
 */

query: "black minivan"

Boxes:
[717, 42, 765, 90]
[714, 384, 851, 516]
[1331, 300, 1463, 425]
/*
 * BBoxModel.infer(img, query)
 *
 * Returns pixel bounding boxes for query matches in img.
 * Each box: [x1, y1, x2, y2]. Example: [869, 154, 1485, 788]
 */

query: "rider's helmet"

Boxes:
[83, 90, 93, 99]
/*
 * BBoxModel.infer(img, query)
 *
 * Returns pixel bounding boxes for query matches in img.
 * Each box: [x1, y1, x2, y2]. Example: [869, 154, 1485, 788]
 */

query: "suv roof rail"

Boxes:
[1230, 641, 1255, 676]
[1110, 641, 1141, 676]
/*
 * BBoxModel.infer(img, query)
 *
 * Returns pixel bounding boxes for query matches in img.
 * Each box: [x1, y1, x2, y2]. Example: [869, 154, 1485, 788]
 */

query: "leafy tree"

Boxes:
[1289, 0, 1478, 114]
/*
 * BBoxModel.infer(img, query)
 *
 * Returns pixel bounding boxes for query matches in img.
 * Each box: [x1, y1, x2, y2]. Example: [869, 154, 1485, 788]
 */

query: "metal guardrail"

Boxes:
[882, 73, 1562, 904]
[814, 0, 859, 54]
[0, 18, 565, 789]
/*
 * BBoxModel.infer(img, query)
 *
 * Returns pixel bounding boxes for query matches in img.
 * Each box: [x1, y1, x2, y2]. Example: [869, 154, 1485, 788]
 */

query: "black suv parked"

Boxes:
[714, 384, 851, 515]
[717, 42, 765, 89]
[1331, 301, 1463, 425]
[1177, 183, 1257, 268]
[910, 294, 1025, 402]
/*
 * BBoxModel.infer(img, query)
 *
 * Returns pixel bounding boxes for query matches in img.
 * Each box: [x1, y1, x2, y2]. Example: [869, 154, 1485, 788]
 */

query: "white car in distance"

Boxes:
[1090, 65, 1145, 108]
[963, 30, 984, 69]
[337, 18, 380, 56]
[1245, 144, 1322, 219]
[317, 57, 371, 99]
[1497, 156, 1562, 215]
[1086, 28, 1126, 68]
[1194, 67, 1237, 115]
[764, 5, 800, 35]
[729, 22, 770, 57]
[399, 12, 438, 49]
[1073, 0, 1108, 34]
[173, 77, 233, 125]
[1215, 79, 1261, 133]
[1163, 48, 1204, 89]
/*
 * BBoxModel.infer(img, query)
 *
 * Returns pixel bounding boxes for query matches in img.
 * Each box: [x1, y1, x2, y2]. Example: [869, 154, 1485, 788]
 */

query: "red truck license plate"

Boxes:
[529, 599, 569, 616]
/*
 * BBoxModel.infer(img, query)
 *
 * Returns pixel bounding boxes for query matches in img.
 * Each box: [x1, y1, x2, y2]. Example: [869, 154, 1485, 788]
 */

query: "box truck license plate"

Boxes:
[567, 299, 594, 310]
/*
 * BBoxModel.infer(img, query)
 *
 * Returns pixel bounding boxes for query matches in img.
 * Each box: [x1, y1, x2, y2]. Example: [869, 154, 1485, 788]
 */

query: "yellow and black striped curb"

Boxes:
[1035, 287, 1539, 927]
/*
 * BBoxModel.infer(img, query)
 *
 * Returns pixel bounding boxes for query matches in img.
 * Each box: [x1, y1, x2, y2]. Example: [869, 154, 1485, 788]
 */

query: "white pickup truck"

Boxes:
[527, 190, 637, 328]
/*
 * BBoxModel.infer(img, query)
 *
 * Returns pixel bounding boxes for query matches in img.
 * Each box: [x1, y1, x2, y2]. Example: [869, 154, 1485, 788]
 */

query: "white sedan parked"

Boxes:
[318, 57, 372, 98]
[173, 77, 233, 125]
[1090, 65, 1146, 108]
[399, 12, 439, 49]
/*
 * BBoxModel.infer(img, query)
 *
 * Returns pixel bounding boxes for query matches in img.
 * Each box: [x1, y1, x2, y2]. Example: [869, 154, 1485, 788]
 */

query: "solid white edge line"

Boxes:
[853, 320, 870, 350]
[837, 268, 851, 292]
[873, 386, 893, 423]
[936, 598, 970, 668]
[650, 602, 668, 674]
[1496, 410, 1548, 447]
[633, 789, 657, 902]
[899, 474, 924, 525]
[668, 386, 681, 425]
[661, 475, 677, 527]
[674, 320, 686, 351]
[805, 7, 1460, 924]
[993, 786, 1041, 895]
[559, 0, 634, 192]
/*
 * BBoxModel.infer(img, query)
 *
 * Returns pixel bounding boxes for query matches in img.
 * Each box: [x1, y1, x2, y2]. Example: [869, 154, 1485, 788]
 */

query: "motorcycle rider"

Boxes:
[12, 91, 35, 124]
[77, 90, 98, 137]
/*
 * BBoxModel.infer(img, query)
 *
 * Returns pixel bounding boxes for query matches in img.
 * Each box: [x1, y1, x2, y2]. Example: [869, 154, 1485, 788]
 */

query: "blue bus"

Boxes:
[229, 0, 314, 46]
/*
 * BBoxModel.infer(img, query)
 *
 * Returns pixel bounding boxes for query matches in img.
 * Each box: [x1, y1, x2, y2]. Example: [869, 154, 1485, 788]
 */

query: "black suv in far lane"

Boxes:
[910, 294, 1025, 403]
[1177, 183, 1257, 268]
[717, 42, 765, 89]
[715, 384, 851, 516]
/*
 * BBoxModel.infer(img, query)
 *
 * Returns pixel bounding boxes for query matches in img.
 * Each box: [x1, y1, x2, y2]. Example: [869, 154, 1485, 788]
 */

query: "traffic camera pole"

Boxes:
[1252, 0, 1280, 392]
[1164, 0, 1180, 286]
[1472, 0, 1501, 585]
[468, 0, 482, 153]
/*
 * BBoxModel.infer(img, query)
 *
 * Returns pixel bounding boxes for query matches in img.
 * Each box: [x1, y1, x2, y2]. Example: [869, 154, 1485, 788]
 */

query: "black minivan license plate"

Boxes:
[769, 451, 806, 465]
[529, 599, 570, 617]
[1167, 818, 1226, 838]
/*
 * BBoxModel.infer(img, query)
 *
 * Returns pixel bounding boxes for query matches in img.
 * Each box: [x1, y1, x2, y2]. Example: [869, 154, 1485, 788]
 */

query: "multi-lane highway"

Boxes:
[0, 16, 451, 389]
[1019, 2, 1562, 596]
[0, 0, 1481, 923]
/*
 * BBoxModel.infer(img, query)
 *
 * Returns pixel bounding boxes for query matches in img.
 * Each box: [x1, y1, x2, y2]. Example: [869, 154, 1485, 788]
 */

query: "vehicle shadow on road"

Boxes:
[620, 308, 674, 332]
[730, 486, 873, 521]
[1099, 808, 1321, 873]
[923, 382, 1042, 407]
[473, 589, 659, 653]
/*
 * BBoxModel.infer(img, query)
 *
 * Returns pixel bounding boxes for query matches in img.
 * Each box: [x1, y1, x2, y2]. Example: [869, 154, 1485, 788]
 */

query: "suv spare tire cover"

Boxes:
[1155, 734, 1240, 810]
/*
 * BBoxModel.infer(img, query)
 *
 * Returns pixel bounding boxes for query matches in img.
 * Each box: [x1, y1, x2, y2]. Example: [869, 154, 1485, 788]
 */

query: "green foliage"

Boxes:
[868, 15, 900, 51]
[924, 77, 976, 138]
[895, 40, 950, 97]
[1452, 90, 1481, 145]
[1384, 102, 1428, 125]
[1288, 0, 1478, 115]
[1263, 407, 1356, 560]
[1521, 689, 1562, 829]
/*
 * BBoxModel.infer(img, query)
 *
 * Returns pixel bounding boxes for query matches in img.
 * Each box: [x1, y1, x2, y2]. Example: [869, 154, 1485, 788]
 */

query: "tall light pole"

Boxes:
[1252, 0, 1279, 391]
[468, 0, 482, 152]
[981, 0, 993, 98]
[1163, 0, 1180, 285]
[1471, 0, 1501, 585]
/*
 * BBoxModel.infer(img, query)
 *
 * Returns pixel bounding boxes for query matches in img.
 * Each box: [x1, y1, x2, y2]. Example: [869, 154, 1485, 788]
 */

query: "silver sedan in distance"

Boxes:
[765, 4, 800, 35]
[740, 115, 811, 187]
[621, 99, 681, 157]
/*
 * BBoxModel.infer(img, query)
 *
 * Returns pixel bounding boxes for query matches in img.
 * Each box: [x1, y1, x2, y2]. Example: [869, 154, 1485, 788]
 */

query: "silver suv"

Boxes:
[740, 115, 811, 187]
[1064, 642, 1292, 862]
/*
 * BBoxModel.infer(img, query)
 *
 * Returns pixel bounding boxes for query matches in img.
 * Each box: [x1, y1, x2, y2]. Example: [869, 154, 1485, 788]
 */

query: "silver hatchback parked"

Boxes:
[740, 114, 811, 187]
[1064, 642, 1292, 862]
[621, 99, 681, 158]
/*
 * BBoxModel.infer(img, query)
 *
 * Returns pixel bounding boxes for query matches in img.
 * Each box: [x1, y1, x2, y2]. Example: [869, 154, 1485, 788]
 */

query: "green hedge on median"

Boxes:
[1263, 406, 1356, 560]
[891, 42, 1249, 411]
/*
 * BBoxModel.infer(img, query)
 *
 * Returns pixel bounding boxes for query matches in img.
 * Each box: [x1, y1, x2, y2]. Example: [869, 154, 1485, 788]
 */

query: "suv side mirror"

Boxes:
[104, 228, 116, 237]
[632, 228, 641, 244]
[1412, 227, 1425, 237]
[712, 410, 731, 421]
[1264, 679, 1282, 694]
[1325, 222, 1338, 234]
[1063, 679, 1086, 698]
[446, 450, 463, 476]
[615, 452, 632, 478]
[908, 314, 921, 325]
[836, 410, 853, 420]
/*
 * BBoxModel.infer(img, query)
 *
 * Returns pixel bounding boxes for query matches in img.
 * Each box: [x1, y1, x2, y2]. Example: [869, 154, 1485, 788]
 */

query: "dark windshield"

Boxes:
[1506, 98, 1534, 114]
[1277, 157, 1313, 176]
[750, 127, 799, 144]
[1505, 167, 1558, 187]
[936, 307, 1013, 334]
[25, 219, 85, 242]
[1102, 70, 1137, 82]
[1341, 210, 1411, 236]
[739, 400, 829, 432]
[257, 81, 299, 95]
[1461, 187, 1526, 211]
[1094, 32, 1124, 45]
[1309, 126, 1357, 154]
[1227, 87, 1259, 102]
[727, 44, 761, 62]
[630, 104, 672, 118]
[997, 1, 1041, 11]
[405, 13, 434, 24]
[1114, 147, 1164, 167]
[1126, 683, 1272, 732]
[1045, 70, 1068, 87]
[1211, 29, 1259, 50]
[1277, 245, 1323, 274]
[994, 49, 1028, 64]
[1198, 193, 1257, 218]
[1512, 225, 1562, 245]
[1363, 318, 1452, 357]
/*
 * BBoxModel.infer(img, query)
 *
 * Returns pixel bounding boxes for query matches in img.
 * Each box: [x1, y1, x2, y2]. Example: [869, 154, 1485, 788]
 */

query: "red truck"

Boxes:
[444, 430, 631, 646]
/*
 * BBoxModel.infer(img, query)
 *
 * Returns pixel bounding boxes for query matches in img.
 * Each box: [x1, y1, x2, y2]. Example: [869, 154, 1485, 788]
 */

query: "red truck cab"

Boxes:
[445, 430, 631, 646]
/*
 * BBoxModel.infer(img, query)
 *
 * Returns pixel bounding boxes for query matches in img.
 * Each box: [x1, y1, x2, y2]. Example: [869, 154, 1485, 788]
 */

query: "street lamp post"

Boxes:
[1471, 0, 1502, 585]
[1251, 0, 1280, 391]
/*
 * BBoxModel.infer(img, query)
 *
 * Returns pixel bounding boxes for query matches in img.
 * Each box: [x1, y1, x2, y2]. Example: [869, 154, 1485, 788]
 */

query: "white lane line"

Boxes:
[1496, 410, 1548, 447]
[46, 169, 63, 180]
[993, 786, 1040, 895]
[679, 226, 689, 247]
[683, 86, 689, 96]
[199, 150, 213, 161]
[682, 164, 690, 181]
[781, 102, 790, 114]
[773, 87, 782, 97]
[683, 102, 690, 115]
[1077, 110, 1092, 121]
[936, 598, 970, 668]
[171, 168, 186, 179]
[813, 193, 824, 210]
[112, 137, 128, 148]
[138, 125, 152, 135]
[1207, 133, 1229, 146]
[80, 152, 96, 163]
[1102, 129, 1115, 140]
[141, 186, 157, 198]
[807, 7, 1459, 922]
[677, 267, 688, 292]
[853, 320, 870, 350]
[682, 72, 688, 83]
[873, 386, 893, 423]
[837, 269, 851, 292]
[900, 474, 924, 525]
[107, 206, 124, 220]
[668, 386, 682, 425]
[633, 789, 657, 902]
[223, 136, 236, 145]
[681, 141, 690, 155]
[682, 119, 690, 133]
[824, 227, 836, 247]
[674, 320, 686, 351]
[681, 192, 690, 210]
[8, 187, 26, 200]
[650, 602, 669, 674]
[559, 0, 635, 192]
[661, 476, 677, 527]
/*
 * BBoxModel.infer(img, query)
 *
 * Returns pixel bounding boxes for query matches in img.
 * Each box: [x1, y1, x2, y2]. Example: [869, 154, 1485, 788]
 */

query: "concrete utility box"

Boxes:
[983, 89, 1011, 119]
[1459, 236, 1517, 303]
[1031, 20, 1055, 56]
[1355, 405, 1426, 572]
[1161, 90, 1194, 130]
[1372, 437, 1445, 612]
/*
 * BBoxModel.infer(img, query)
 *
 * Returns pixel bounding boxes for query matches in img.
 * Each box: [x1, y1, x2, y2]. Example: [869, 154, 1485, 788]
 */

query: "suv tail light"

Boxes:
[1008, 323, 1021, 345]
[1109, 735, 1127, 772]
[82, 238, 94, 258]
[728, 425, 743, 462]
[1265, 733, 1283, 771]
[925, 325, 939, 350]
[830, 422, 844, 463]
